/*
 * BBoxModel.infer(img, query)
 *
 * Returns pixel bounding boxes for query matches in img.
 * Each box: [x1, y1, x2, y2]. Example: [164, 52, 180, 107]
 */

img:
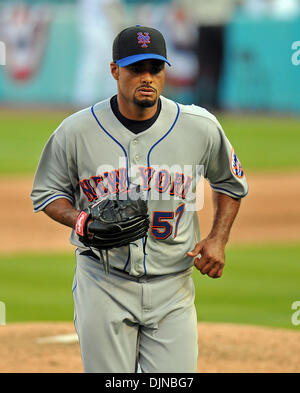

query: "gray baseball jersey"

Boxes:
[31, 95, 247, 276]
[31, 95, 248, 372]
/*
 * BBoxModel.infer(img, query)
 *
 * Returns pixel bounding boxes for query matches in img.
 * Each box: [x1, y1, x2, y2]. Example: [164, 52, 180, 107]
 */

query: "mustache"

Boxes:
[136, 85, 157, 92]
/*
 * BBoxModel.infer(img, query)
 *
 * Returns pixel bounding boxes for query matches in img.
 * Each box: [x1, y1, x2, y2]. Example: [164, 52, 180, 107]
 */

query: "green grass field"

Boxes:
[0, 244, 299, 329]
[193, 243, 300, 330]
[220, 114, 300, 172]
[0, 253, 75, 322]
[0, 109, 300, 174]
[0, 110, 71, 175]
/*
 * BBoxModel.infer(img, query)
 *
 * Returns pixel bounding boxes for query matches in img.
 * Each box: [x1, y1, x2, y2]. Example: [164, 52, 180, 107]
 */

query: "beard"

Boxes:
[133, 97, 157, 108]
[133, 95, 157, 108]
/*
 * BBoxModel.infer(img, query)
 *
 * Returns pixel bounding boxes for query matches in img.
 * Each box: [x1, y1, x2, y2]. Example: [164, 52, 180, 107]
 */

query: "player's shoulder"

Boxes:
[178, 101, 222, 130]
[55, 98, 111, 137]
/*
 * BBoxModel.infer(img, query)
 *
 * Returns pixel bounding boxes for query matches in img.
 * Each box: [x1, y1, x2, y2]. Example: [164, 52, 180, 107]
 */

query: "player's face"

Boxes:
[111, 59, 166, 110]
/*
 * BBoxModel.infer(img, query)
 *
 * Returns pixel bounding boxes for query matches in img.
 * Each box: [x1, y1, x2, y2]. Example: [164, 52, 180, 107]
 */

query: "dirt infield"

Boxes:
[1, 173, 300, 373]
[0, 322, 299, 373]
[1, 172, 300, 253]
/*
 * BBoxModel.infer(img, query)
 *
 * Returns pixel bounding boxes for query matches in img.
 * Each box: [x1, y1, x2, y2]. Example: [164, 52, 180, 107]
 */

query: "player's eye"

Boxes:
[128, 62, 164, 75]
[129, 65, 143, 74]
[151, 64, 164, 74]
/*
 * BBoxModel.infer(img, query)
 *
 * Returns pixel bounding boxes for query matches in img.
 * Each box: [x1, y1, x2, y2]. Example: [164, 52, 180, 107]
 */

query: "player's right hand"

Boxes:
[75, 210, 94, 241]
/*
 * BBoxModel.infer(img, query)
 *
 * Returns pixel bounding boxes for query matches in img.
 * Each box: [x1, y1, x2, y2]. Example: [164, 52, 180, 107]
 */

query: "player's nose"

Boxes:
[140, 71, 153, 84]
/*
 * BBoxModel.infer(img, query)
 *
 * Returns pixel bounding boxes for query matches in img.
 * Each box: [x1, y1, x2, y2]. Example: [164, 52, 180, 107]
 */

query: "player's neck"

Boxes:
[117, 94, 159, 121]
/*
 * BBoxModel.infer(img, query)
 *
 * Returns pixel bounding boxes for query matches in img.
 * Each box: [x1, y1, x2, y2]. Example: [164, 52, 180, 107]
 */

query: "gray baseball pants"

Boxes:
[72, 249, 198, 373]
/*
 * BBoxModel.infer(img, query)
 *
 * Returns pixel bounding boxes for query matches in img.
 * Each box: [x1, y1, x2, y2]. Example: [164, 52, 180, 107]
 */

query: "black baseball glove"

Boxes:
[75, 186, 149, 274]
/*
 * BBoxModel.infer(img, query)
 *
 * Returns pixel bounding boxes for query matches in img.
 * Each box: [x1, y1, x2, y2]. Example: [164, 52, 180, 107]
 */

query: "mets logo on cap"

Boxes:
[231, 148, 244, 178]
[137, 32, 151, 48]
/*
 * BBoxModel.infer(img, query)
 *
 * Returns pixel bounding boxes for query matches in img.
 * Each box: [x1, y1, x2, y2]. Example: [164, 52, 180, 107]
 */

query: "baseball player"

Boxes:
[31, 25, 248, 373]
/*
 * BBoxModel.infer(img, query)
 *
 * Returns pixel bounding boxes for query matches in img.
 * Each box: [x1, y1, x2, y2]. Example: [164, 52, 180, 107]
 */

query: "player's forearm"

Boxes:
[207, 191, 241, 245]
[43, 198, 80, 229]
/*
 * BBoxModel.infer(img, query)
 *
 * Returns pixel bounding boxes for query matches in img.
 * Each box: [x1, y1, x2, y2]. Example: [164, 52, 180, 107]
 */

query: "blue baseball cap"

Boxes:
[112, 25, 171, 67]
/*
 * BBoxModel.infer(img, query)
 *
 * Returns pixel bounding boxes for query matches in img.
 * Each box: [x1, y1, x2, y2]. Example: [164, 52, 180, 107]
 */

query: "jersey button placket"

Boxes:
[129, 138, 142, 167]
[128, 138, 146, 277]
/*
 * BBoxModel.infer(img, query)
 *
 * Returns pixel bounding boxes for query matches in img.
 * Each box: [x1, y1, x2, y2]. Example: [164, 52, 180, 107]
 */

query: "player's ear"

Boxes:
[110, 62, 119, 80]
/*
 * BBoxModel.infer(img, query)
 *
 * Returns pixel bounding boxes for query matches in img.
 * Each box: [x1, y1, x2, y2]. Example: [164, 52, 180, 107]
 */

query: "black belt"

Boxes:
[79, 249, 190, 282]
[79, 249, 130, 275]
[80, 249, 101, 259]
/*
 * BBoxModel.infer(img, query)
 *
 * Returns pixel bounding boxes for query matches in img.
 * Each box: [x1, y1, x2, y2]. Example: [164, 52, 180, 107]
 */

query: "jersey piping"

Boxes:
[91, 104, 131, 187]
[34, 194, 74, 212]
[91, 100, 180, 276]
[210, 185, 248, 199]
[143, 101, 181, 274]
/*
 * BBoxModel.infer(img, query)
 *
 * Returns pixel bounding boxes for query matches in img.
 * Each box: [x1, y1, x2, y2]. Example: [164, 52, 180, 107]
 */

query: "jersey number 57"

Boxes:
[151, 203, 185, 240]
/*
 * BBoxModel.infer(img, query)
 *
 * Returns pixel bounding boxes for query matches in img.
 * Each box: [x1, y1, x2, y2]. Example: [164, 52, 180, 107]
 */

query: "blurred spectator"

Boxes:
[243, 0, 271, 16]
[73, 0, 124, 107]
[244, 0, 300, 19]
[181, 0, 242, 110]
[163, 3, 199, 104]
[0, 2, 51, 83]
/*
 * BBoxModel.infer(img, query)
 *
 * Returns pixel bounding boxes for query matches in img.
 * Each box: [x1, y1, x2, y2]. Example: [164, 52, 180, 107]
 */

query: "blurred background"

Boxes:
[0, 0, 300, 110]
[0, 0, 300, 373]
